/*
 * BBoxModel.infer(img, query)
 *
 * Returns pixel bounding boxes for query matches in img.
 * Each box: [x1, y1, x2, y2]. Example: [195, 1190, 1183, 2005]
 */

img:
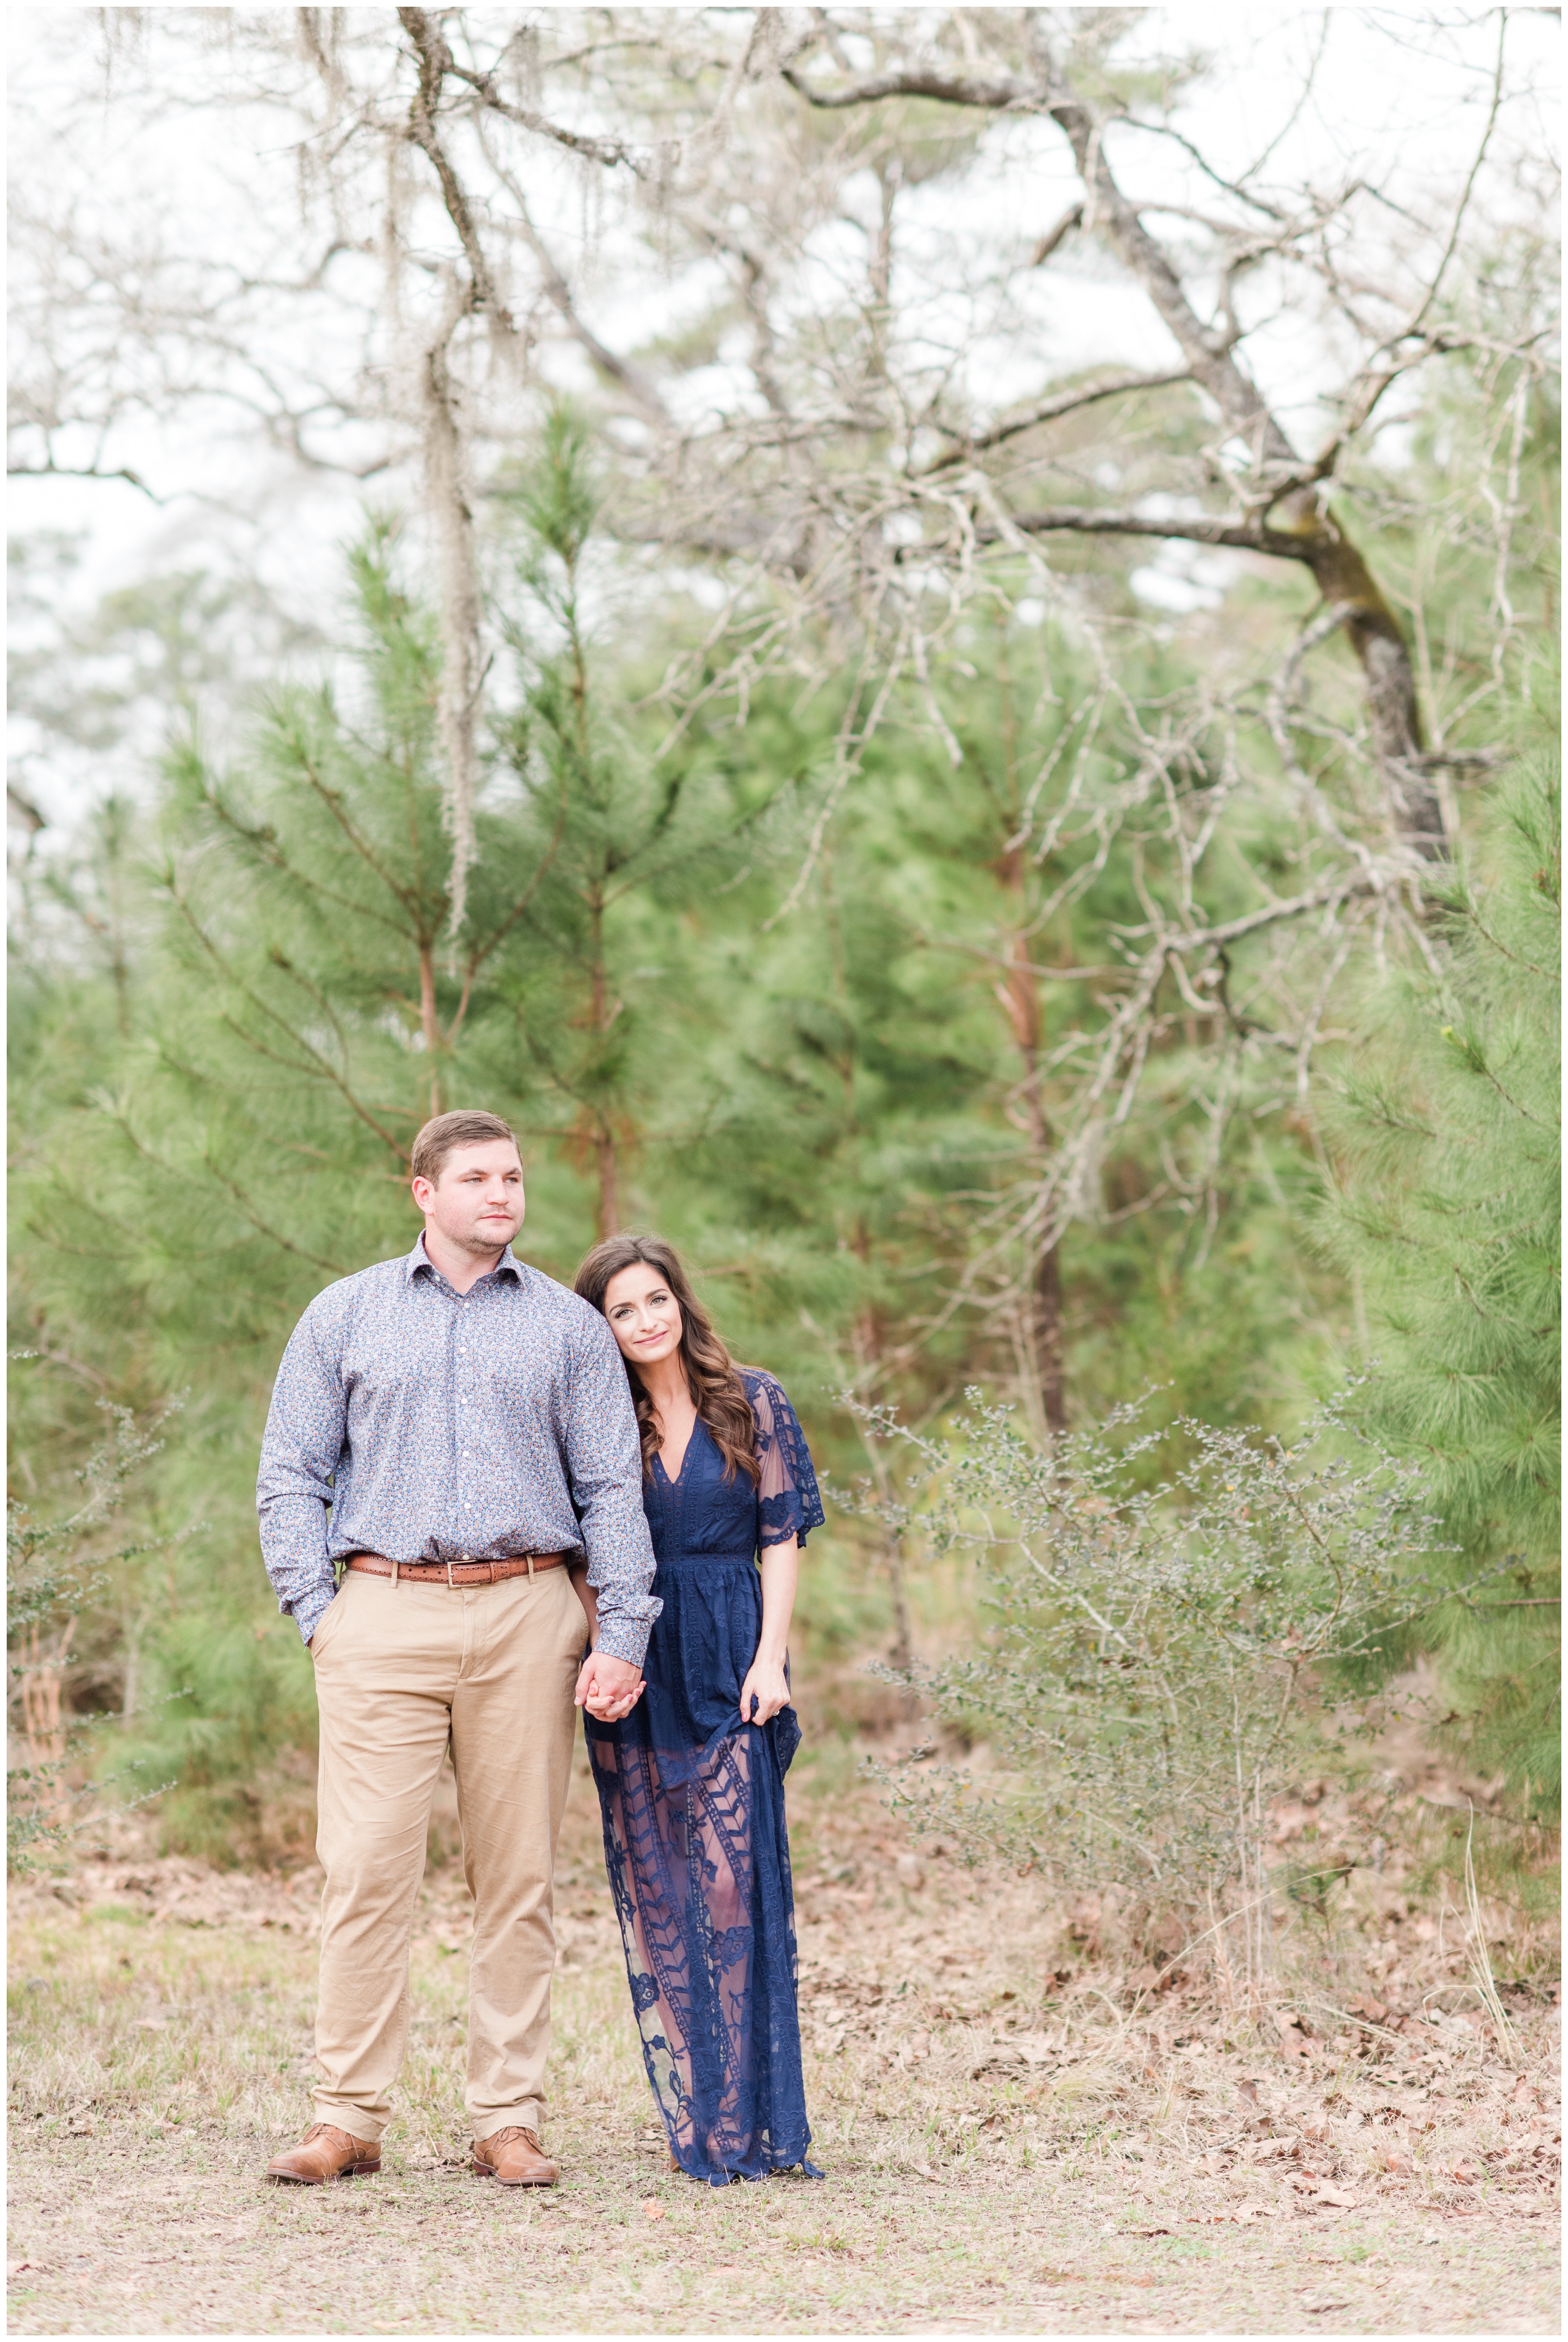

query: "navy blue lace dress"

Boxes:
[585, 1370, 825, 2185]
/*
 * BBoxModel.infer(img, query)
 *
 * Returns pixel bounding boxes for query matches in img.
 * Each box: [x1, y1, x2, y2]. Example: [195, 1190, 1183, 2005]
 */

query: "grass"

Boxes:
[7, 1740, 1561, 2334]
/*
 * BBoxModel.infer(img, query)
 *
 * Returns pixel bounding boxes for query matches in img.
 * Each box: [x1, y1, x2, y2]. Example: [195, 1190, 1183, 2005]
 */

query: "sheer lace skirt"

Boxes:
[586, 1562, 815, 2183]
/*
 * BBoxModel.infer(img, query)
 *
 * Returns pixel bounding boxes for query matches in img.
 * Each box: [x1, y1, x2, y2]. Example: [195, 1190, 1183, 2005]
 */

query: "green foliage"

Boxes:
[645, 599, 1345, 1447]
[6, 1391, 190, 1869]
[11, 527, 539, 1855]
[844, 1387, 1468, 1912]
[8, 348, 1557, 1852]
[489, 405, 765, 1241]
[1318, 761, 1561, 1811]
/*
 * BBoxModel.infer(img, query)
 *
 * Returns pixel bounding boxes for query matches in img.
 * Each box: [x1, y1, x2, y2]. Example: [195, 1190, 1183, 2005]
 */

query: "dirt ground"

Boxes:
[8, 1741, 1561, 2335]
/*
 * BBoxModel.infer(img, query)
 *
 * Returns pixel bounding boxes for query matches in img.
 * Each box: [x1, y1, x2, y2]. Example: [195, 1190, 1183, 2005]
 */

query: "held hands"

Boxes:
[737, 1650, 790, 1727]
[574, 1649, 645, 1723]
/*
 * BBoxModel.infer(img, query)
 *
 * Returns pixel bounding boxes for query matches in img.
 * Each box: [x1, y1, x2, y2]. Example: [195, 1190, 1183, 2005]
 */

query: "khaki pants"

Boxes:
[308, 1564, 585, 2144]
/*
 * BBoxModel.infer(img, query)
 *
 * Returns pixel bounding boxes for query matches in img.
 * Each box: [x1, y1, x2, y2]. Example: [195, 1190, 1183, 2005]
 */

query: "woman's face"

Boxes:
[603, 1263, 684, 1372]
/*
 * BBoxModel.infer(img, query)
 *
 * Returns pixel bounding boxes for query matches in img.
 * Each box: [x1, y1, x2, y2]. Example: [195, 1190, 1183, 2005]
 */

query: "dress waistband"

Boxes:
[653, 1548, 760, 1571]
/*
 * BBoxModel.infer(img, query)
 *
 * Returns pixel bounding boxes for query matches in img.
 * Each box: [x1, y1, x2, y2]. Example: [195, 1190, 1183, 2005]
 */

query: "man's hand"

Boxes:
[574, 1650, 645, 1723]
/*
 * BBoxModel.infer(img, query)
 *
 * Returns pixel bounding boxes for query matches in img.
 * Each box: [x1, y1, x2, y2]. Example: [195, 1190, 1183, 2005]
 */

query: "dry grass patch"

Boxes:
[8, 1743, 1560, 2334]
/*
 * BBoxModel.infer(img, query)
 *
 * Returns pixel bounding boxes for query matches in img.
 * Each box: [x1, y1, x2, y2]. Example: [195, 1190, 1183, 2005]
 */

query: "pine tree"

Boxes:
[11, 435, 802, 1847]
[489, 407, 761, 1247]
[656, 603, 1344, 1442]
[9, 508, 731, 1852]
[1318, 759, 1561, 1812]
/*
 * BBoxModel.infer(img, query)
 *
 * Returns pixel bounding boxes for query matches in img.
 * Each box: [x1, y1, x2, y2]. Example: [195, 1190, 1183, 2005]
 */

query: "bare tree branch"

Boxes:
[922, 370, 1192, 473]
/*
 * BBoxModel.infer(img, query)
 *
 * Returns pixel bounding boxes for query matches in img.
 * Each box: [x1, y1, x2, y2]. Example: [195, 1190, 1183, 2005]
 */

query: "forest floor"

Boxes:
[7, 1734, 1561, 2336]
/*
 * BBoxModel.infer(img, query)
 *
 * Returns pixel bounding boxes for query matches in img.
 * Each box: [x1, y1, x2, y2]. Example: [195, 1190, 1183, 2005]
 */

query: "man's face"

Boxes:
[411, 1141, 526, 1256]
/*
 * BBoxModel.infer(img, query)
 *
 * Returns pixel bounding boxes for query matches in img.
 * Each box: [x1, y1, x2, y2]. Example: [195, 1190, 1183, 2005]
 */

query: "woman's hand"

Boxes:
[575, 1650, 645, 1722]
[737, 1650, 790, 1726]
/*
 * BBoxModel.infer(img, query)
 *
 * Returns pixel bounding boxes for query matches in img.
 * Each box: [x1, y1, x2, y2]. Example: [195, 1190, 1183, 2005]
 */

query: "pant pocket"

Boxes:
[310, 1579, 353, 1660]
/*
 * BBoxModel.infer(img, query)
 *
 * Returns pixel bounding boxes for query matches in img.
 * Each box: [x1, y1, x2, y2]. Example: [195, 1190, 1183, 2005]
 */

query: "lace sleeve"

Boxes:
[746, 1372, 827, 1551]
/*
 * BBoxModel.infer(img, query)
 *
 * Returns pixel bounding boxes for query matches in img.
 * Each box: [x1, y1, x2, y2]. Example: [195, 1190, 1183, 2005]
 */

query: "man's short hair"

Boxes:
[411, 1110, 521, 1186]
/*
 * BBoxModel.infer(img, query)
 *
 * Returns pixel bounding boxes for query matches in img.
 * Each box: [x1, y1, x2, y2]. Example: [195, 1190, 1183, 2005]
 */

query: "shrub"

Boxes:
[842, 1386, 1481, 1947]
[6, 1395, 190, 1868]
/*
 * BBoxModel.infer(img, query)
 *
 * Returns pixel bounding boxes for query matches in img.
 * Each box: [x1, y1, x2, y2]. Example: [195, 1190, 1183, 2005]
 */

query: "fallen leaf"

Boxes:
[1012, 2033, 1055, 2067]
[1312, 2183, 1359, 2209]
[641, 2201, 666, 2221]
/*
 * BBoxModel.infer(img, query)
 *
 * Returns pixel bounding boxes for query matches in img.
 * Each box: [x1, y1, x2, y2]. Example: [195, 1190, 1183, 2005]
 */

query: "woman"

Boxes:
[572, 1233, 824, 2186]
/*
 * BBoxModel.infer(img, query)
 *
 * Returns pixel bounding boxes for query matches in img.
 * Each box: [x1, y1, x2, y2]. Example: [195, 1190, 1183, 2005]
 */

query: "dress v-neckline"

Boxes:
[654, 1417, 703, 1487]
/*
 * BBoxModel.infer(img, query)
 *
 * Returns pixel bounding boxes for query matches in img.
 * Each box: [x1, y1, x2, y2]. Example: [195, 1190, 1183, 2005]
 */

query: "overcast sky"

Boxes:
[8, 4, 1559, 824]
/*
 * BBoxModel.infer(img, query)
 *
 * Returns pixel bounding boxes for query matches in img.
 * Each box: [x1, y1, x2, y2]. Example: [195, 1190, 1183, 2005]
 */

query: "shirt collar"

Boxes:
[405, 1231, 525, 1286]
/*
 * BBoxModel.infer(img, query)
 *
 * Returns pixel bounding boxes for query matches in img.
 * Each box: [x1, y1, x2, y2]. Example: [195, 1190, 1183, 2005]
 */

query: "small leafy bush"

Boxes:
[7, 1395, 190, 1869]
[840, 1386, 1480, 1923]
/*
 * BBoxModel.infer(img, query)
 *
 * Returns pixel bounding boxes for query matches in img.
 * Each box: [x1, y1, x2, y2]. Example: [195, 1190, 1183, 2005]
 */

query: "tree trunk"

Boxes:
[1051, 93, 1447, 859]
[418, 940, 444, 1118]
[587, 892, 620, 1238]
[1275, 498, 1446, 852]
[594, 1129, 620, 1240]
[851, 1300, 920, 1706]
[995, 846, 1068, 1436]
[1034, 1236, 1066, 1438]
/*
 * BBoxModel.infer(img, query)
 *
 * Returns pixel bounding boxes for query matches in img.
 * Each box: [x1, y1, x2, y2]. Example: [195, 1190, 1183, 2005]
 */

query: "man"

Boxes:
[257, 1109, 656, 2188]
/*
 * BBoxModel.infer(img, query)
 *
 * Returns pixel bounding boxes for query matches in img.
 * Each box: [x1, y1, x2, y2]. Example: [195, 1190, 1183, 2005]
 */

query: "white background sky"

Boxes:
[7, 3, 1559, 824]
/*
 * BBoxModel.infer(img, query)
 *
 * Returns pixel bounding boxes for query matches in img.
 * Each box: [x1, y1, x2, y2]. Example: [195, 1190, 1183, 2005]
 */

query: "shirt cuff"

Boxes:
[593, 1612, 653, 1670]
[291, 1580, 337, 1650]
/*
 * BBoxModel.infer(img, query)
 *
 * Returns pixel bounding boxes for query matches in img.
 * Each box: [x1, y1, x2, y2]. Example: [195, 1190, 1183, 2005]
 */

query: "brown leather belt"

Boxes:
[345, 1551, 572, 1587]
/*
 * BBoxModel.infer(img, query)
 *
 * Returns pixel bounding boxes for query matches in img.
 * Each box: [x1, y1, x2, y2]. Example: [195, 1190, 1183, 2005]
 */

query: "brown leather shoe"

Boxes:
[471, 2126, 560, 2187]
[266, 2122, 381, 2185]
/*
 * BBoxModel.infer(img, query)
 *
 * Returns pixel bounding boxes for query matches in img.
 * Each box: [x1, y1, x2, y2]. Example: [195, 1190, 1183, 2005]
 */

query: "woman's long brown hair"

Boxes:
[574, 1234, 760, 1485]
